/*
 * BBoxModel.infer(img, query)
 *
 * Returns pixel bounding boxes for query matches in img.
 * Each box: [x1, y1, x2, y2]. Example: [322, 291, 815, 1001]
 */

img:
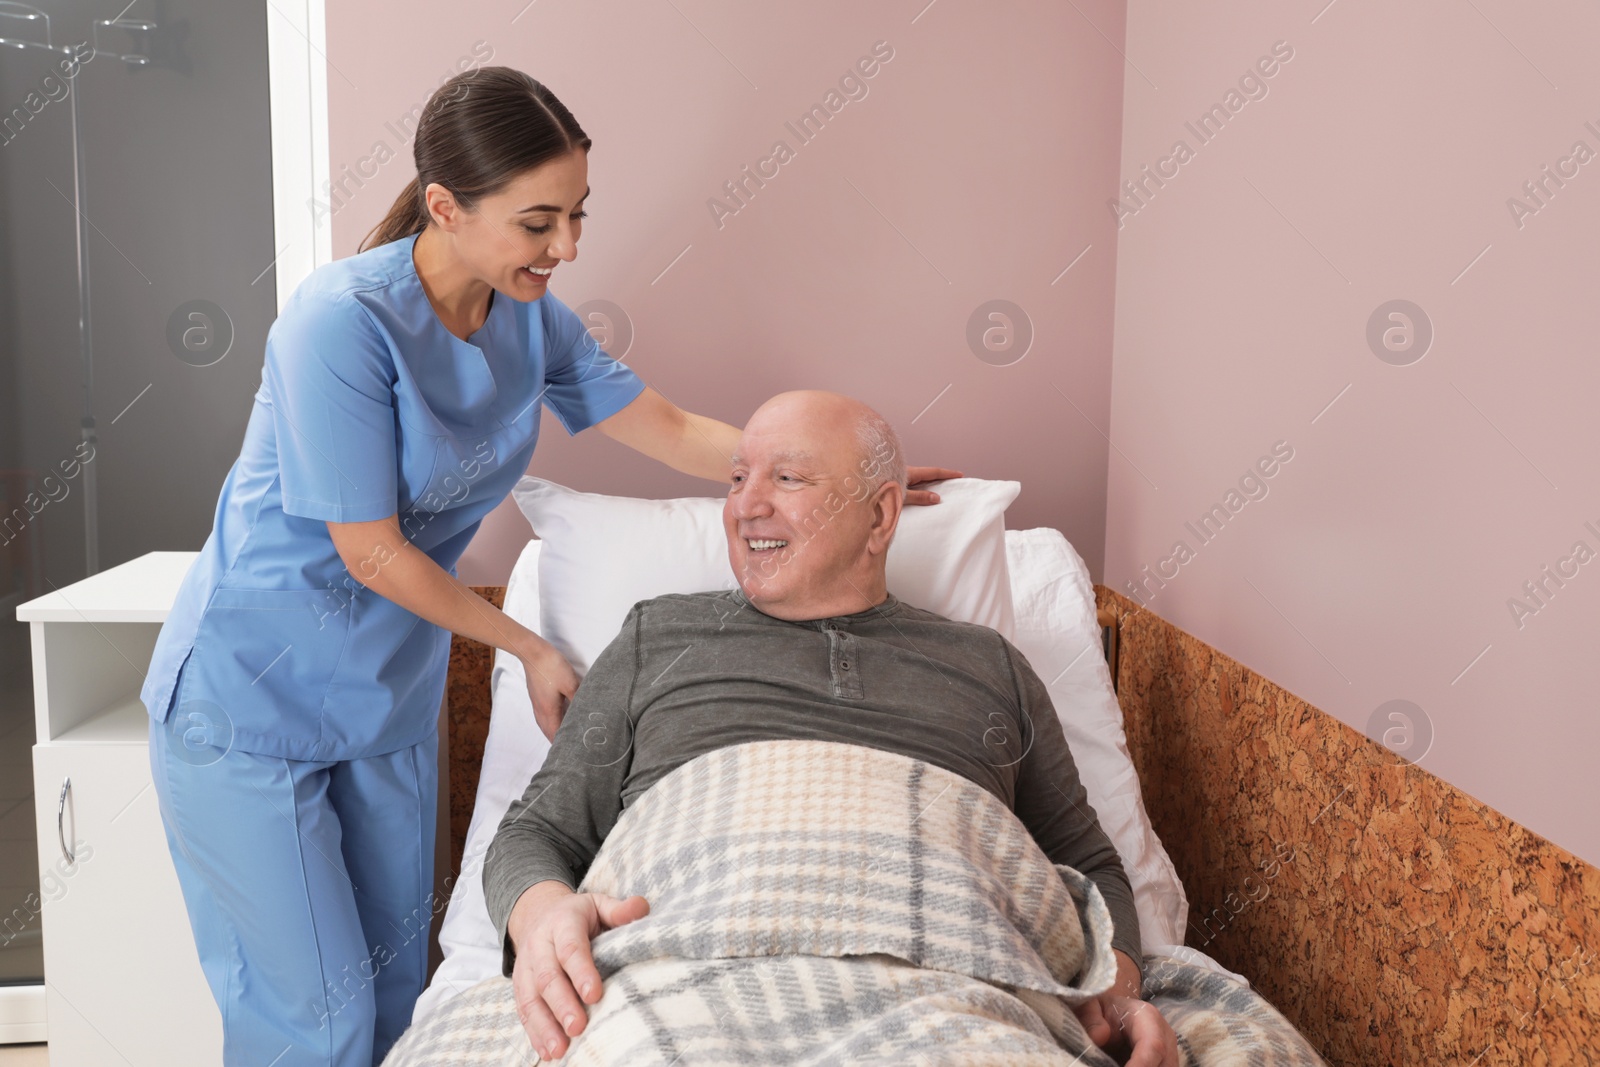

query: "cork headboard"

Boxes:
[442, 584, 1600, 1066]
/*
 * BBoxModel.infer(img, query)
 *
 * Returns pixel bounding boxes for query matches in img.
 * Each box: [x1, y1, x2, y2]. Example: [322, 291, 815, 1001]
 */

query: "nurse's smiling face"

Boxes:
[421, 147, 590, 304]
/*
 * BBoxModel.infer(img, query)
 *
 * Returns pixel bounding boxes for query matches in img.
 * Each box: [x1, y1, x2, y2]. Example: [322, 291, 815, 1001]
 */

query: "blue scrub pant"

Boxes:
[148, 678, 439, 1066]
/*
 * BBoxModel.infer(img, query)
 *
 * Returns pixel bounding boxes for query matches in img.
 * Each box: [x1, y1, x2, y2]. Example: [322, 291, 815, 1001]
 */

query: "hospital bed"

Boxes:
[407, 477, 1600, 1065]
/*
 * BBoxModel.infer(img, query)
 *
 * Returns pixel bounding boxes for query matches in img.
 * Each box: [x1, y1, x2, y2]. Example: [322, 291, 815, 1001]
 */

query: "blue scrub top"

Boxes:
[139, 232, 647, 761]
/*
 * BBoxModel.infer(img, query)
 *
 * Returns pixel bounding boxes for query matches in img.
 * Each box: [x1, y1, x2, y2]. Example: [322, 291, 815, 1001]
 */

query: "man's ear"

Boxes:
[866, 481, 904, 556]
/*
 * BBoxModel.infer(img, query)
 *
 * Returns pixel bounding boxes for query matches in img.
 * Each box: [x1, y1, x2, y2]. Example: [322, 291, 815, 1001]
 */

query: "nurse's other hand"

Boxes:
[509, 881, 650, 1061]
[520, 639, 580, 741]
[905, 465, 963, 506]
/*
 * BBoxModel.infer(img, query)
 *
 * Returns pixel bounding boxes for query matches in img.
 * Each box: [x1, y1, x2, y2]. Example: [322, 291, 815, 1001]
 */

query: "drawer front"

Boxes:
[32, 741, 221, 1065]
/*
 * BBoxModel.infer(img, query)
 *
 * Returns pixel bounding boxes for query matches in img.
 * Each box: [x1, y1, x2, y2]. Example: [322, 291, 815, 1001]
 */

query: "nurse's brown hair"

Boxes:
[359, 67, 591, 252]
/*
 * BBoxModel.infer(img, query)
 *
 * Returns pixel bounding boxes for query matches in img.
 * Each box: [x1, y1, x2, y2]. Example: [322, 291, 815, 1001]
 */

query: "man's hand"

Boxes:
[904, 465, 963, 506]
[1073, 949, 1180, 1067]
[507, 880, 650, 1061]
[518, 637, 580, 742]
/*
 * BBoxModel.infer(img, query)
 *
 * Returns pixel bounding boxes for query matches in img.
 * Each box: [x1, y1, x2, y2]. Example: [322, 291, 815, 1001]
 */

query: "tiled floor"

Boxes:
[0, 1045, 47, 1065]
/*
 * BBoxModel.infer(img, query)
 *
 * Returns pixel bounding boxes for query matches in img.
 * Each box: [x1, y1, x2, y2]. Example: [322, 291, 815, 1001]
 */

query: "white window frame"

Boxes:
[265, 0, 332, 312]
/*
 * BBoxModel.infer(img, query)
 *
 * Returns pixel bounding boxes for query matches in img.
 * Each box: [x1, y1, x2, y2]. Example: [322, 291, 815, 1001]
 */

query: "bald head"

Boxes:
[724, 391, 907, 620]
[733, 391, 907, 494]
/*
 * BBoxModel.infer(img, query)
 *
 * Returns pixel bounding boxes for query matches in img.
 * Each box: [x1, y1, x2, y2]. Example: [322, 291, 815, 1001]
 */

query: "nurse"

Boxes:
[140, 65, 957, 1067]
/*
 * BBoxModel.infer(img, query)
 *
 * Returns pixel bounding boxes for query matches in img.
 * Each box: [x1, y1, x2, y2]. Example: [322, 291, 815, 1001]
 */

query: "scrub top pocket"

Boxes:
[324, 582, 451, 755]
[182, 587, 354, 750]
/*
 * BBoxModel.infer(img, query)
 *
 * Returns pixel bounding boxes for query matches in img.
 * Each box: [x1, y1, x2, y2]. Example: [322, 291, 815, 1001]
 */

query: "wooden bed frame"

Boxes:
[442, 585, 1600, 1067]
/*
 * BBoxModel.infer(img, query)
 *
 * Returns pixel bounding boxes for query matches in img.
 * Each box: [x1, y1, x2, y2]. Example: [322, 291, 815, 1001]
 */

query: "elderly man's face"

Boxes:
[723, 396, 899, 620]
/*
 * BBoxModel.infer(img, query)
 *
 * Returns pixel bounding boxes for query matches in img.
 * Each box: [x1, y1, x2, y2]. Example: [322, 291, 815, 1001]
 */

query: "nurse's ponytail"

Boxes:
[359, 67, 592, 252]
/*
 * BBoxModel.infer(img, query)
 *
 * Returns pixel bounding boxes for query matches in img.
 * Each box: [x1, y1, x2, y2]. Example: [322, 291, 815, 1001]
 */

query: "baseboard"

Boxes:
[0, 983, 47, 1045]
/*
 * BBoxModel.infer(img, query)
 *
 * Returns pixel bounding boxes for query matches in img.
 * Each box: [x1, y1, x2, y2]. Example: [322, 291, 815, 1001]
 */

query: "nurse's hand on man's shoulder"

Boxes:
[508, 879, 650, 1061]
[904, 465, 964, 506]
[519, 638, 580, 741]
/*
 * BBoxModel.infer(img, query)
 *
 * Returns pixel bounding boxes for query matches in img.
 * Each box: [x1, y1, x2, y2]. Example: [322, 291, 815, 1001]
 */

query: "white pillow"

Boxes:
[514, 476, 1021, 674]
[1001, 529, 1238, 982]
[1003, 528, 1188, 951]
[414, 540, 555, 1023]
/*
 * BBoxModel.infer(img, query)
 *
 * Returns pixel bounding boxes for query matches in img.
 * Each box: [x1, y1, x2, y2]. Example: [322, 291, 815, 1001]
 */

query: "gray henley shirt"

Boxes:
[482, 587, 1143, 979]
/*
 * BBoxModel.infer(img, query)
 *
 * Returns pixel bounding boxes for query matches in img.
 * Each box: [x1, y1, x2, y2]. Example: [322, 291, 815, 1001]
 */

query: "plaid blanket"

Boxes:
[385, 740, 1326, 1066]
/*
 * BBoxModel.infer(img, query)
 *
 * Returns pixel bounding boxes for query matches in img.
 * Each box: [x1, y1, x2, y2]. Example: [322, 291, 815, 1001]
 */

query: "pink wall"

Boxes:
[323, 0, 1129, 588]
[1104, 0, 1600, 866]
[324, 0, 1599, 868]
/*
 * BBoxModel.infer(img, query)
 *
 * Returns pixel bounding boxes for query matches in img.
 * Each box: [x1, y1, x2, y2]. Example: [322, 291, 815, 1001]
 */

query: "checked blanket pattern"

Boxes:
[384, 739, 1327, 1066]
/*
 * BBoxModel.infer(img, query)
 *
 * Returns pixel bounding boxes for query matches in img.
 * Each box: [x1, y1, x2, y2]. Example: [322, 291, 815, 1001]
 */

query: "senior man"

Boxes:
[484, 390, 1179, 1066]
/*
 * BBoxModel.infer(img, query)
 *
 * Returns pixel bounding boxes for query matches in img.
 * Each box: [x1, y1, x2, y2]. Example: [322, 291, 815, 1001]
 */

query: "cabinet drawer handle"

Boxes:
[58, 777, 75, 866]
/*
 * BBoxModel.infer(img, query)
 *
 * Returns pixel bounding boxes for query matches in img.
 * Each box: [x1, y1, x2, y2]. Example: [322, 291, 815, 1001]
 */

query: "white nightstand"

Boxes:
[15, 551, 222, 1065]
